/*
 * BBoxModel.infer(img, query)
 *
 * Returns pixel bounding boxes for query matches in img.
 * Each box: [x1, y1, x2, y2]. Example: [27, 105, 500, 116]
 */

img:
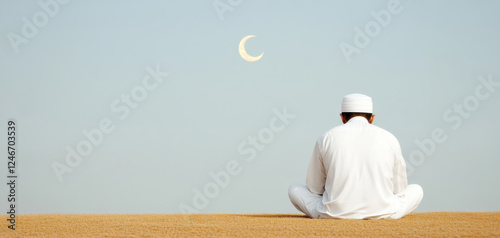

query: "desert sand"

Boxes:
[1, 212, 499, 237]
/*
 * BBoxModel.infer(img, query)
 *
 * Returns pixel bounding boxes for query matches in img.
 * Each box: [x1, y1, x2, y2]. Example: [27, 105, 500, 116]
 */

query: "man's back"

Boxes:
[288, 93, 422, 219]
[306, 116, 407, 219]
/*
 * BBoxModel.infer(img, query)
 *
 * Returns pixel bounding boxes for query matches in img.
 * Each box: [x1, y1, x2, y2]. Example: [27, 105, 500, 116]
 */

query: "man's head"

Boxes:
[340, 93, 375, 124]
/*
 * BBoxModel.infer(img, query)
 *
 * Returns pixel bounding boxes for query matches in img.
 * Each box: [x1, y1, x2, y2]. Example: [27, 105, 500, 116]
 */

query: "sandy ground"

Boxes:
[1, 212, 499, 237]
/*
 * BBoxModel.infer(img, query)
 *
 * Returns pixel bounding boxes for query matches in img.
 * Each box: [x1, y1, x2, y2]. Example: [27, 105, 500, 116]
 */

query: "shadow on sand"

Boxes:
[237, 214, 309, 219]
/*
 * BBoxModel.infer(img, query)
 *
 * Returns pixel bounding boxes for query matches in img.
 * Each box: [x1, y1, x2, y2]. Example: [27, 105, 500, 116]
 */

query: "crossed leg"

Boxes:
[288, 184, 323, 219]
[289, 183, 424, 219]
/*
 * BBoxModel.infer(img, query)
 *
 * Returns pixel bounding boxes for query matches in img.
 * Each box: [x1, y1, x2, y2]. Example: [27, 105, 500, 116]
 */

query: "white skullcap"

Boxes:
[341, 93, 373, 113]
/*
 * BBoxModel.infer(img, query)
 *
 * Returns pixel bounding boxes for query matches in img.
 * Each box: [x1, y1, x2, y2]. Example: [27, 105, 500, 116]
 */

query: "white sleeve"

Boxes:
[306, 138, 326, 195]
[392, 139, 408, 194]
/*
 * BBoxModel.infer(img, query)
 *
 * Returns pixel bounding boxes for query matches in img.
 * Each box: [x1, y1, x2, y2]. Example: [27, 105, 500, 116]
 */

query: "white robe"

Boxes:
[290, 116, 423, 219]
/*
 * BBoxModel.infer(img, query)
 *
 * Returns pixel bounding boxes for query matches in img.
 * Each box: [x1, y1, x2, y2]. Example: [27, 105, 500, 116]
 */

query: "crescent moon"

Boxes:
[239, 35, 264, 62]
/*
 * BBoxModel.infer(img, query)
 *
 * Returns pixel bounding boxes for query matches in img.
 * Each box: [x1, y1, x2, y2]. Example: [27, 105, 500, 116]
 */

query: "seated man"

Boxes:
[289, 93, 423, 219]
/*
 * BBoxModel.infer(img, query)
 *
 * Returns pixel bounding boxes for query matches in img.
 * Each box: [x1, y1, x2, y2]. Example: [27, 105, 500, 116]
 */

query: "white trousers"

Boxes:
[288, 184, 423, 219]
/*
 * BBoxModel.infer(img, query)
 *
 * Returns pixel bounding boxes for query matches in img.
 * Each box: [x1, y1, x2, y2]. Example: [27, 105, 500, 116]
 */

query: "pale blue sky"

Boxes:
[1, 0, 499, 214]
